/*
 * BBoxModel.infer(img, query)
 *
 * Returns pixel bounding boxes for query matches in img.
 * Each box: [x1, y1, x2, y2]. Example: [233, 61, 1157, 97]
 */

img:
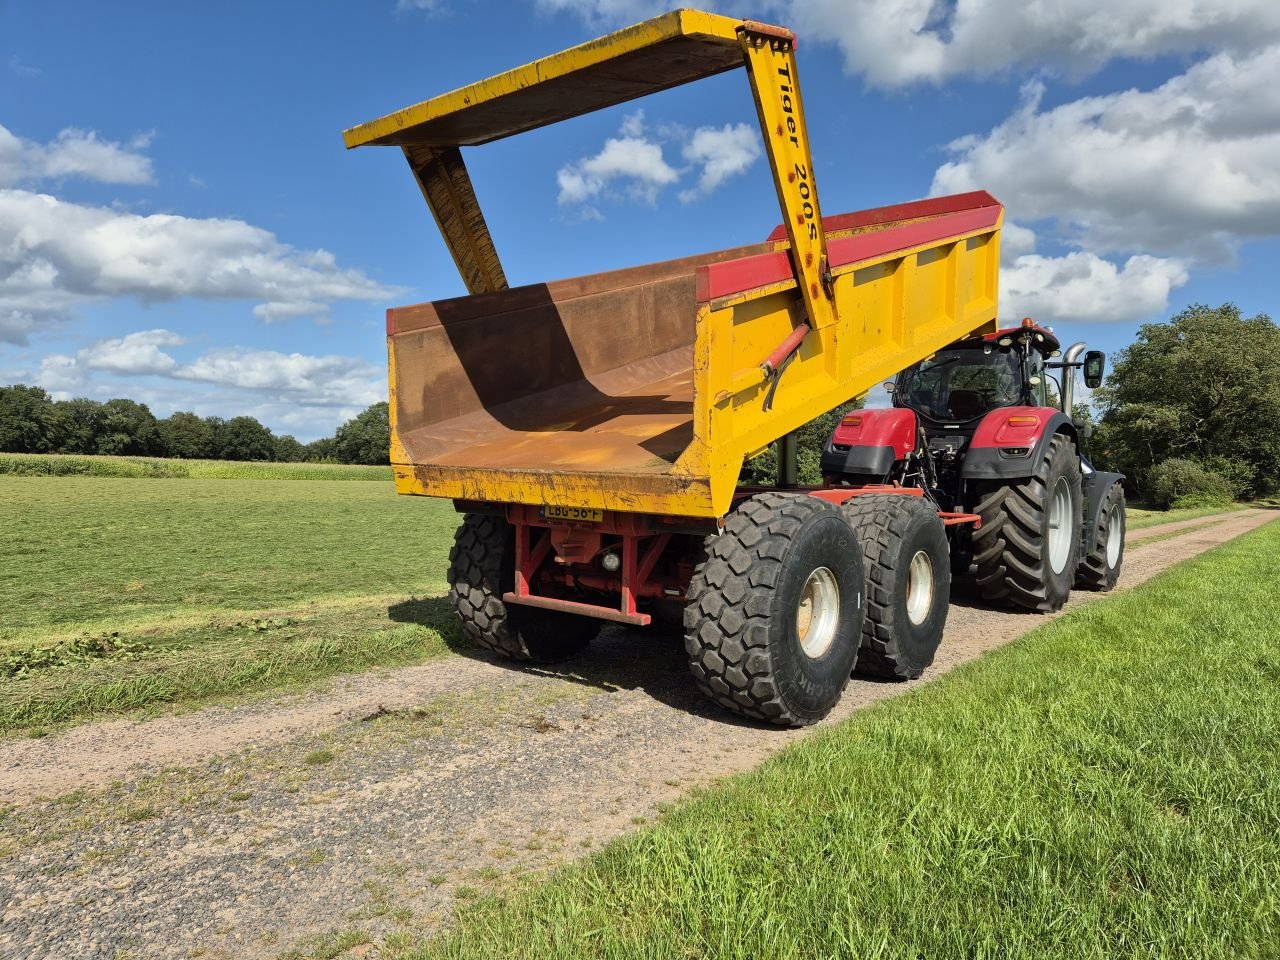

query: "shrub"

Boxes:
[1145, 457, 1235, 510]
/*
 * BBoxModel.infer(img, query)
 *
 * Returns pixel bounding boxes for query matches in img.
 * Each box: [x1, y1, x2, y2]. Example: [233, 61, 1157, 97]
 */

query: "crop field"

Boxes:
[0, 475, 460, 732]
[0, 452, 392, 481]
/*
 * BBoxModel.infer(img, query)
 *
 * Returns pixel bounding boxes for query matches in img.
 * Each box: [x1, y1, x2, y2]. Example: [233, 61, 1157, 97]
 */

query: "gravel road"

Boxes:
[0, 508, 1273, 960]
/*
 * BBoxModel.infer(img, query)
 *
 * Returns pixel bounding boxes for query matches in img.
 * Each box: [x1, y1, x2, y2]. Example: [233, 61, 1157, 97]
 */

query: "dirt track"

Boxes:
[0, 509, 1274, 960]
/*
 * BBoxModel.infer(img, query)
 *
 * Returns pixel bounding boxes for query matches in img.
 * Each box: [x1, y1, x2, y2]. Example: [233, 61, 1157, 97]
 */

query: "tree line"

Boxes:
[0, 388, 391, 466]
[3, 303, 1274, 497]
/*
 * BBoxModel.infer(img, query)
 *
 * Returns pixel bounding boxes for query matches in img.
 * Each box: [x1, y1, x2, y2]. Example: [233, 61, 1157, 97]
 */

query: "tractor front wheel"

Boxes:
[972, 433, 1083, 612]
[684, 493, 865, 727]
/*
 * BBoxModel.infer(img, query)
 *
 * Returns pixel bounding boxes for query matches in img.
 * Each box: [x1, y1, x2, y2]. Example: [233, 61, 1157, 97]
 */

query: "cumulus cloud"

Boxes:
[556, 111, 679, 211]
[537, 0, 1280, 88]
[0, 124, 154, 186]
[932, 48, 1280, 260]
[804, 0, 1280, 87]
[37, 329, 384, 427]
[557, 111, 760, 214]
[0, 188, 400, 345]
[82, 329, 188, 376]
[1001, 249, 1189, 324]
[252, 301, 328, 324]
[679, 123, 761, 203]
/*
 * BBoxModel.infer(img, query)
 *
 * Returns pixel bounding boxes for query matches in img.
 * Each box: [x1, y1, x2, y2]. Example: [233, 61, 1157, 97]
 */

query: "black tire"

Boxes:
[972, 433, 1083, 613]
[840, 495, 950, 680]
[447, 513, 599, 663]
[1076, 482, 1126, 591]
[684, 492, 865, 727]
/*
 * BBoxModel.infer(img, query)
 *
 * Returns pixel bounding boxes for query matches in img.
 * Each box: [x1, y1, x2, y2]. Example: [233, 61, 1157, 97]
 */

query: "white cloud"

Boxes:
[176, 347, 382, 405]
[536, 0, 1280, 88]
[0, 188, 400, 345]
[0, 124, 154, 186]
[679, 123, 761, 203]
[932, 47, 1280, 260]
[1001, 250, 1189, 324]
[557, 110, 759, 213]
[83, 329, 187, 376]
[252, 301, 328, 324]
[33, 330, 385, 438]
[787, 0, 1280, 87]
[556, 111, 680, 210]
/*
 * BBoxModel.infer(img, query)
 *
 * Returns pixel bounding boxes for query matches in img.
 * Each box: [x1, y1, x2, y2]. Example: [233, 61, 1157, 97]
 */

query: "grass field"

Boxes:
[1126, 501, 1245, 530]
[414, 519, 1280, 960]
[0, 452, 391, 480]
[1, 476, 459, 732]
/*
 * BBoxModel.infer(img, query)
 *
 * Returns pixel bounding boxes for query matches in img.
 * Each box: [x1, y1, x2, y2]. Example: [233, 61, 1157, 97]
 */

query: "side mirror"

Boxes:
[1083, 350, 1105, 389]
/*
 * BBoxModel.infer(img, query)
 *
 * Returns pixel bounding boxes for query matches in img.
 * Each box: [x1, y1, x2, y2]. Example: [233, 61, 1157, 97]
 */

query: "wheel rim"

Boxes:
[1105, 506, 1123, 569]
[905, 549, 934, 625]
[1048, 476, 1073, 575]
[796, 566, 840, 659]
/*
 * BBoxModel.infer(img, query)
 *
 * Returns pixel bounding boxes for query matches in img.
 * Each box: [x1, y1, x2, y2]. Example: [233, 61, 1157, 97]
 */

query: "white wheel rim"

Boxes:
[1105, 507, 1123, 568]
[905, 549, 934, 625]
[1048, 476, 1073, 574]
[796, 566, 840, 659]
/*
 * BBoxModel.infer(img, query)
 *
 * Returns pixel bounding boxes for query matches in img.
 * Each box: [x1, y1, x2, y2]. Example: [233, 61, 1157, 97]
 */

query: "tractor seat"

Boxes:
[948, 390, 985, 419]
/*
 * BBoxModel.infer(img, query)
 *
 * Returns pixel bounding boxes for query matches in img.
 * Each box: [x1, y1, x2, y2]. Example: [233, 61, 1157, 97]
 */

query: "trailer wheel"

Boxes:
[1076, 482, 1126, 591]
[683, 493, 864, 727]
[448, 514, 598, 663]
[972, 433, 1083, 612]
[840, 495, 950, 680]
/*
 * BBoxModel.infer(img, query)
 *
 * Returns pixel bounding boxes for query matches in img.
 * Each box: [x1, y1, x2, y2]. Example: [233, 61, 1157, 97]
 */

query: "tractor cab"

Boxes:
[897, 319, 1060, 425]
[822, 318, 1106, 514]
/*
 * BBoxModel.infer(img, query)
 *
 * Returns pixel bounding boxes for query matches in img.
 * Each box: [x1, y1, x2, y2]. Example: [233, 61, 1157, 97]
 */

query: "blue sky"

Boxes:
[2, 0, 1276, 439]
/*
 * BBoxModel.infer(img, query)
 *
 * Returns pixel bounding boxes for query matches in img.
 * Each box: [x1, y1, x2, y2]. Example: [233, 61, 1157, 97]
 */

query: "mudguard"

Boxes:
[960, 407, 1078, 481]
[821, 407, 917, 479]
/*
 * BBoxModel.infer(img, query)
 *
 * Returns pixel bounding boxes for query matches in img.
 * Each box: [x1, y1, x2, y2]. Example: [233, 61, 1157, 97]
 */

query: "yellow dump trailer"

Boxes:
[346, 10, 1005, 725]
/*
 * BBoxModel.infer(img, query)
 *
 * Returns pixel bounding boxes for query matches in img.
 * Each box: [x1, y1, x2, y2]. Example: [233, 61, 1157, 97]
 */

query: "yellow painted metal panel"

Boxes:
[739, 28, 834, 333]
[343, 10, 746, 149]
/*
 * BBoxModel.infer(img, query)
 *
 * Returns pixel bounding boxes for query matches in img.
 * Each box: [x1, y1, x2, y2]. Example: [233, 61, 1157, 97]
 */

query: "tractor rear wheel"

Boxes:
[972, 433, 1083, 612]
[684, 493, 864, 727]
[840, 494, 950, 679]
[1076, 482, 1126, 591]
[448, 513, 599, 663]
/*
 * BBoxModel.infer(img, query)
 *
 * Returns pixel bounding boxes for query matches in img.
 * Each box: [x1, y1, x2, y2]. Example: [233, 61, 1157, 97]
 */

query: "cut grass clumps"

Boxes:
[417, 519, 1280, 959]
[0, 452, 390, 481]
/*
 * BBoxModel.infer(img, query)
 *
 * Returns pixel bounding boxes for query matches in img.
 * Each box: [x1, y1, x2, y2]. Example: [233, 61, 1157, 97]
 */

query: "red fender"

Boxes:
[968, 406, 1058, 449]
[830, 407, 918, 456]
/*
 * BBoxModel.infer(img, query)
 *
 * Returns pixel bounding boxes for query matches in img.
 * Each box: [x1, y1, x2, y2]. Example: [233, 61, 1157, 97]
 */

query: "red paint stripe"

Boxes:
[764, 190, 1000, 243]
[386, 309, 396, 336]
[697, 204, 1001, 303]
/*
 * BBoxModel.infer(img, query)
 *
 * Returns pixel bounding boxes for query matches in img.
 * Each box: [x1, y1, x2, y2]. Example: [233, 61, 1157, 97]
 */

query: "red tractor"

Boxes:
[823, 319, 1126, 613]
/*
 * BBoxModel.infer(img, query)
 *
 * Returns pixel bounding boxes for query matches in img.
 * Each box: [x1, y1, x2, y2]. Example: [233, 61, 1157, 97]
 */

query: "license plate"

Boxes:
[542, 505, 603, 523]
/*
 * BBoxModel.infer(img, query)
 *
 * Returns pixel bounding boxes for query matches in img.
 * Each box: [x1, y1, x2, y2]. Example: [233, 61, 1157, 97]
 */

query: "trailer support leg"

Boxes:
[778, 431, 798, 487]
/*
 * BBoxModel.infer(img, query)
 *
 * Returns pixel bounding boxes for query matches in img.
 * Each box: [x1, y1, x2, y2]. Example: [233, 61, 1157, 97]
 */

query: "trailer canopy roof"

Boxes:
[342, 10, 757, 149]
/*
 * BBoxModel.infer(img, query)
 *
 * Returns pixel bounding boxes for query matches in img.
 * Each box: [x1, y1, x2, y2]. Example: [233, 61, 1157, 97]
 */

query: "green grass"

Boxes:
[0, 476, 461, 732]
[416, 518, 1280, 960]
[0, 451, 390, 480]
[1126, 500, 1245, 529]
[1, 477, 454, 633]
